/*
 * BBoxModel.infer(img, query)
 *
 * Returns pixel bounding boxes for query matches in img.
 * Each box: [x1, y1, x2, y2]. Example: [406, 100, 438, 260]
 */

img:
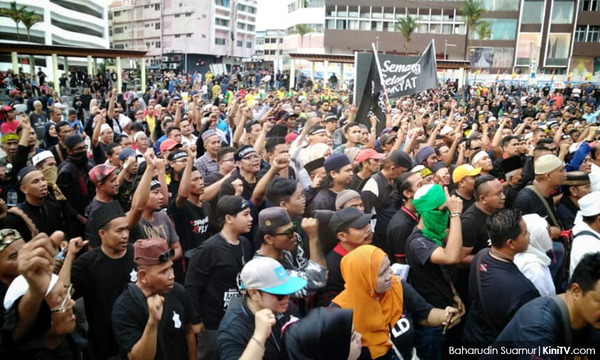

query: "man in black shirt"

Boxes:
[112, 238, 199, 360]
[85, 164, 121, 247]
[457, 175, 505, 304]
[485, 253, 600, 359]
[557, 171, 591, 231]
[463, 209, 540, 346]
[386, 172, 423, 263]
[185, 195, 254, 359]
[450, 164, 481, 212]
[62, 207, 137, 360]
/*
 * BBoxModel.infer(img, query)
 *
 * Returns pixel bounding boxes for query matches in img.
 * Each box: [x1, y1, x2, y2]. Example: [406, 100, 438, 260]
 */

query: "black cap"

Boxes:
[167, 149, 187, 161]
[323, 153, 350, 173]
[431, 161, 447, 173]
[500, 155, 523, 174]
[304, 157, 325, 174]
[17, 166, 38, 184]
[565, 171, 590, 186]
[258, 207, 292, 233]
[283, 112, 298, 121]
[94, 201, 126, 229]
[65, 134, 84, 150]
[389, 150, 412, 169]
[329, 207, 373, 234]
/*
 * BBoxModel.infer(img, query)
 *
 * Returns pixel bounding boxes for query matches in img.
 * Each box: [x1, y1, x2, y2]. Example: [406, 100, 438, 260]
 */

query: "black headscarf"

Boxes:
[284, 308, 354, 360]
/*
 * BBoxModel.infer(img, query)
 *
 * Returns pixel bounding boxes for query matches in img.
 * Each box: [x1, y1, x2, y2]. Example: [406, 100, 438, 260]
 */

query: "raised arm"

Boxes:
[175, 146, 197, 209]
[429, 188, 463, 265]
[126, 151, 155, 228]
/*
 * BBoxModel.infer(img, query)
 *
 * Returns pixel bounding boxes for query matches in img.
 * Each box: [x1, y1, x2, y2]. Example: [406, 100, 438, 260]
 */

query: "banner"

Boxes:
[354, 40, 438, 133]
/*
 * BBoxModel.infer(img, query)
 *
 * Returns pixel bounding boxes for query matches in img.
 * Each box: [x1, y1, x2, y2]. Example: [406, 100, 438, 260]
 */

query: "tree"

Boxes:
[21, 9, 42, 42]
[0, 1, 27, 42]
[396, 14, 418, 55]
[474, 21, 492, 47]
[289, 24, 313, 49]
[459, 0, 486, 59]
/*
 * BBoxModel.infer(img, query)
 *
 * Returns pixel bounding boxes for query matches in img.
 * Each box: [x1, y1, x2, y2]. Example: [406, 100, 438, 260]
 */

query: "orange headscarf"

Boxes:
[332, 245, 404, 359]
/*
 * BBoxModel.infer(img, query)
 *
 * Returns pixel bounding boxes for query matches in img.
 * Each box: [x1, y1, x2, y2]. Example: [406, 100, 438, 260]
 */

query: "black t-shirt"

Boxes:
[485, 296, 600, 360]
[386, 207, 418, 262]
[112, 283, 198, 360]
[306, 188, 337, 216]
[92, 142, 108, 165]
[463, 249, 540, 345]
[184, 233, 253, 330]
[30, 112, 48, 140]
[405, 228, 454, 308]
[71, 245, 137, 359]
[219, 171, 258, 201]
[315, 245, 345, 307]
[461, 204, 491, 253]
[348, 173, 368, 192]
[513, 187, 561, 228]
[450, 189, 475, 212]
[117, 176, 136, 212]
[169, 200, 213, 255]
[1, 199, 67, 241]
[218, 297, 295, 360]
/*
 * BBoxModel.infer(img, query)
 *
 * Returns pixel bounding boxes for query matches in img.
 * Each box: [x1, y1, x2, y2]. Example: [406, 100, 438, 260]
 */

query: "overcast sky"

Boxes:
[256, 0, 287, 30]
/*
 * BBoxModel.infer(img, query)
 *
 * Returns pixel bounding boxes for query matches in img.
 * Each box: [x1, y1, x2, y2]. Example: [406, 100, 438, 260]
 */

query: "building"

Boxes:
[571, 1, 600, 79]
[252, 29, 285, 70]
[109, 0, 257, 74]
[0, 0, 109, 78]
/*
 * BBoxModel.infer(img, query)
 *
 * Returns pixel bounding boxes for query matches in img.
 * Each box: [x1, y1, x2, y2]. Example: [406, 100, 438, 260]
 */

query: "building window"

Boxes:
[575, 26, 587, 42]
[588, 26, 600, 42]
[521, 1, 544, 24]
[154, 4, 160, 10]
[156, 41, 161, 48]
[247, 25, 255, 32]
[551, 1, 574, 24]
[349, 20, 359, 30]
[236, 40, 243, 47]
[215, 0, 230, 6]
[246, 41, 252, 48]
[114, 11, 121, 17]
[471, 19, 517, 40]
[144, 5, 149, 8]
[202, 34, 206, 38]
[175, 34, 181, 38]
[215, 38, 226, 45]
[337, 20, 347, 30]
[187, 33, 192, 38]
[326, 19, 335, 29]
[175, 14, 181, 18]
[186, 12, 192, 17]
[156, 22, 160, 29]
[114, 27, 124, 34]
[478, 0, 518, 11]
[546, 33, 570, 64]
[580, 0, 598, 11]
[216, 18, 229, 26]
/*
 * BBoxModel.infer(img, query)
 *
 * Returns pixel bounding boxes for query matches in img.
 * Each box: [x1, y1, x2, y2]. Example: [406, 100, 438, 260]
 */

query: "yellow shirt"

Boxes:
[146, 114, 156, 139]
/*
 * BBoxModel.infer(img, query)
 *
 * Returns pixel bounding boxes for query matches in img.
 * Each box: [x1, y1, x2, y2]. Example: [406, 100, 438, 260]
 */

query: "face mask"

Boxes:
[41, 166, 58, 184]
[421, 209, 449, 246]
[69, 151, 88, 165]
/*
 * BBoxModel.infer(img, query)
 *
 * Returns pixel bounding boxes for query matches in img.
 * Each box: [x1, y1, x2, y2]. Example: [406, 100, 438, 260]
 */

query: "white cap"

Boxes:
[579, 192, 600, 217]
[32, 150, 54, 167]
[240, 257, 307, 295]
[4, 274, 59, 310]
[471, 150, 488, 166]
[100, 123, 112, 134]
[440, 125, 454, 136]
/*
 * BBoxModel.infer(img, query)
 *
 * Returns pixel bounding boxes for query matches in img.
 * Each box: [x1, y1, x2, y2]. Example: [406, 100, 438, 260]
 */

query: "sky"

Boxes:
[256, 0, 287, 31]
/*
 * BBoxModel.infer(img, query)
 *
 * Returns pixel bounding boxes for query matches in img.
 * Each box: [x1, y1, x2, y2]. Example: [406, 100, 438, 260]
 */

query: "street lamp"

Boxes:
[444, 39, 456, 60]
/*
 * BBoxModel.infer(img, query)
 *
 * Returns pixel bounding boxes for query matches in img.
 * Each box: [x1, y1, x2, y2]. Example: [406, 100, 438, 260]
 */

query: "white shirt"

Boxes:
[514, 254, 556, 297]
[590, 162, 600, 192]
[570, 221, 600, 277]
[181, 134, 197, 147]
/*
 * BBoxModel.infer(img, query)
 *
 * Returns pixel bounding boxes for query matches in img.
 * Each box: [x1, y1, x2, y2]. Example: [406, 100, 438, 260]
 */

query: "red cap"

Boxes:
[160, 139, 181, 153]
[134, 238, 172, 265]
[88, 164, 117, 186]
[2, 105, 14, 112]
[284, 132, 298, 144]
[355, 148, 386, 163]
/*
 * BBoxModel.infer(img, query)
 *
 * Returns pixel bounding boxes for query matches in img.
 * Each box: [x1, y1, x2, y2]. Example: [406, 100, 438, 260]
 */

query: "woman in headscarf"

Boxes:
[514, 213, 556, 296]
[332, 245, 461, 360]
[284, 307, 362, 360]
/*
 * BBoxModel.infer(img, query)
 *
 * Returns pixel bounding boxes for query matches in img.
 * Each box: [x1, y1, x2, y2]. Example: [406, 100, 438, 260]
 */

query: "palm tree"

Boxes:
[0, 1, 27, 42]
[474, 21, 492, 47]
[289, 24, 313, 49]
[459, 0, 486, 59]
[21, 9, 42, 42]
[396, 14, 418, 55]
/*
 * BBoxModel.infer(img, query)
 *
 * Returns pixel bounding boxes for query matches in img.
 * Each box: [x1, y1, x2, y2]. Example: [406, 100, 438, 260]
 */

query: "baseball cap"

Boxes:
[2, 105, 14, 112]
[160, 139, 182, 153]
[452, 164, 482, 183]
[329, 207, 373, 234]
[355, 148, 386, 163]
[258, 207, 292, 233]
[32, 151, 54, 167]
[440, 126, 454, 136]
[389, 150, 412, 170]
[579, 192, 600, 217]
[283, 112, 299, 121]
[240, 257, 307, 295]
[335, 189, 361, 210]
[534, 154, 563, 175]
[324, 153, 350, 173]
[89, 164, 117, 186]
[119, 147, 140, 162]
[134, 238, 173, 265]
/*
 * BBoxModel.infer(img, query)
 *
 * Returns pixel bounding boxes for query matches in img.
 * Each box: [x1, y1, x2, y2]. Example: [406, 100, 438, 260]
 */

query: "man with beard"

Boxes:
[1, 166, 70, 241]
[57, 134, 94, 237]
[112, 238, 199, 360]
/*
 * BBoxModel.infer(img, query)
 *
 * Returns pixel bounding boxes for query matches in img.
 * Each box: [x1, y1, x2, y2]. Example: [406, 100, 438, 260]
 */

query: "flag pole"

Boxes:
[371, 42, 391, 108]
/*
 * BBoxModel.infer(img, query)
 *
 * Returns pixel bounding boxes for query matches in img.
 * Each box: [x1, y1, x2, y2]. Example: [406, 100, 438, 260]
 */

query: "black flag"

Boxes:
[355, 55, 387, 135]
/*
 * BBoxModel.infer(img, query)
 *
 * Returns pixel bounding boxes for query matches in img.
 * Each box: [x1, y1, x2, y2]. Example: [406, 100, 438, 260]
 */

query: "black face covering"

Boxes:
[69, 151, 88, 165]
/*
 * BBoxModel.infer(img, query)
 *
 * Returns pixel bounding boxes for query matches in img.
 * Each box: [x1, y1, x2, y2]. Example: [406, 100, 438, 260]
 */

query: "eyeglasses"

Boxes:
[0, 229, 22, 252]
[260, 290, 289, 301]
[135, 247, 175, 263]
[51, 284, 75, 313]
[270, 225, 296, 238]
[243, 154, 261, 161]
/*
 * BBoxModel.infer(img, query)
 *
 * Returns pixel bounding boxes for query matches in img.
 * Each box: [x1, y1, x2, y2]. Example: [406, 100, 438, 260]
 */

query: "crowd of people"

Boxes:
[0, 66, 599, 360]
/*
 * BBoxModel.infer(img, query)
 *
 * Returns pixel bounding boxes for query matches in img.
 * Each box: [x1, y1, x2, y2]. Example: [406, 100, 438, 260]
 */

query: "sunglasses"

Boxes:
[260, 290, 288, 301]
[135, 247, 175, 263]
[270, 225, 296, 238]
[51, 284, 75, 313]
[0, 229, 22, 252]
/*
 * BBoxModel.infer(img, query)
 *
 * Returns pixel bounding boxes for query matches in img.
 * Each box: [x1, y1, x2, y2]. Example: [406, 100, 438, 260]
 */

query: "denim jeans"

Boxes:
[414, 324, 444, 360]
